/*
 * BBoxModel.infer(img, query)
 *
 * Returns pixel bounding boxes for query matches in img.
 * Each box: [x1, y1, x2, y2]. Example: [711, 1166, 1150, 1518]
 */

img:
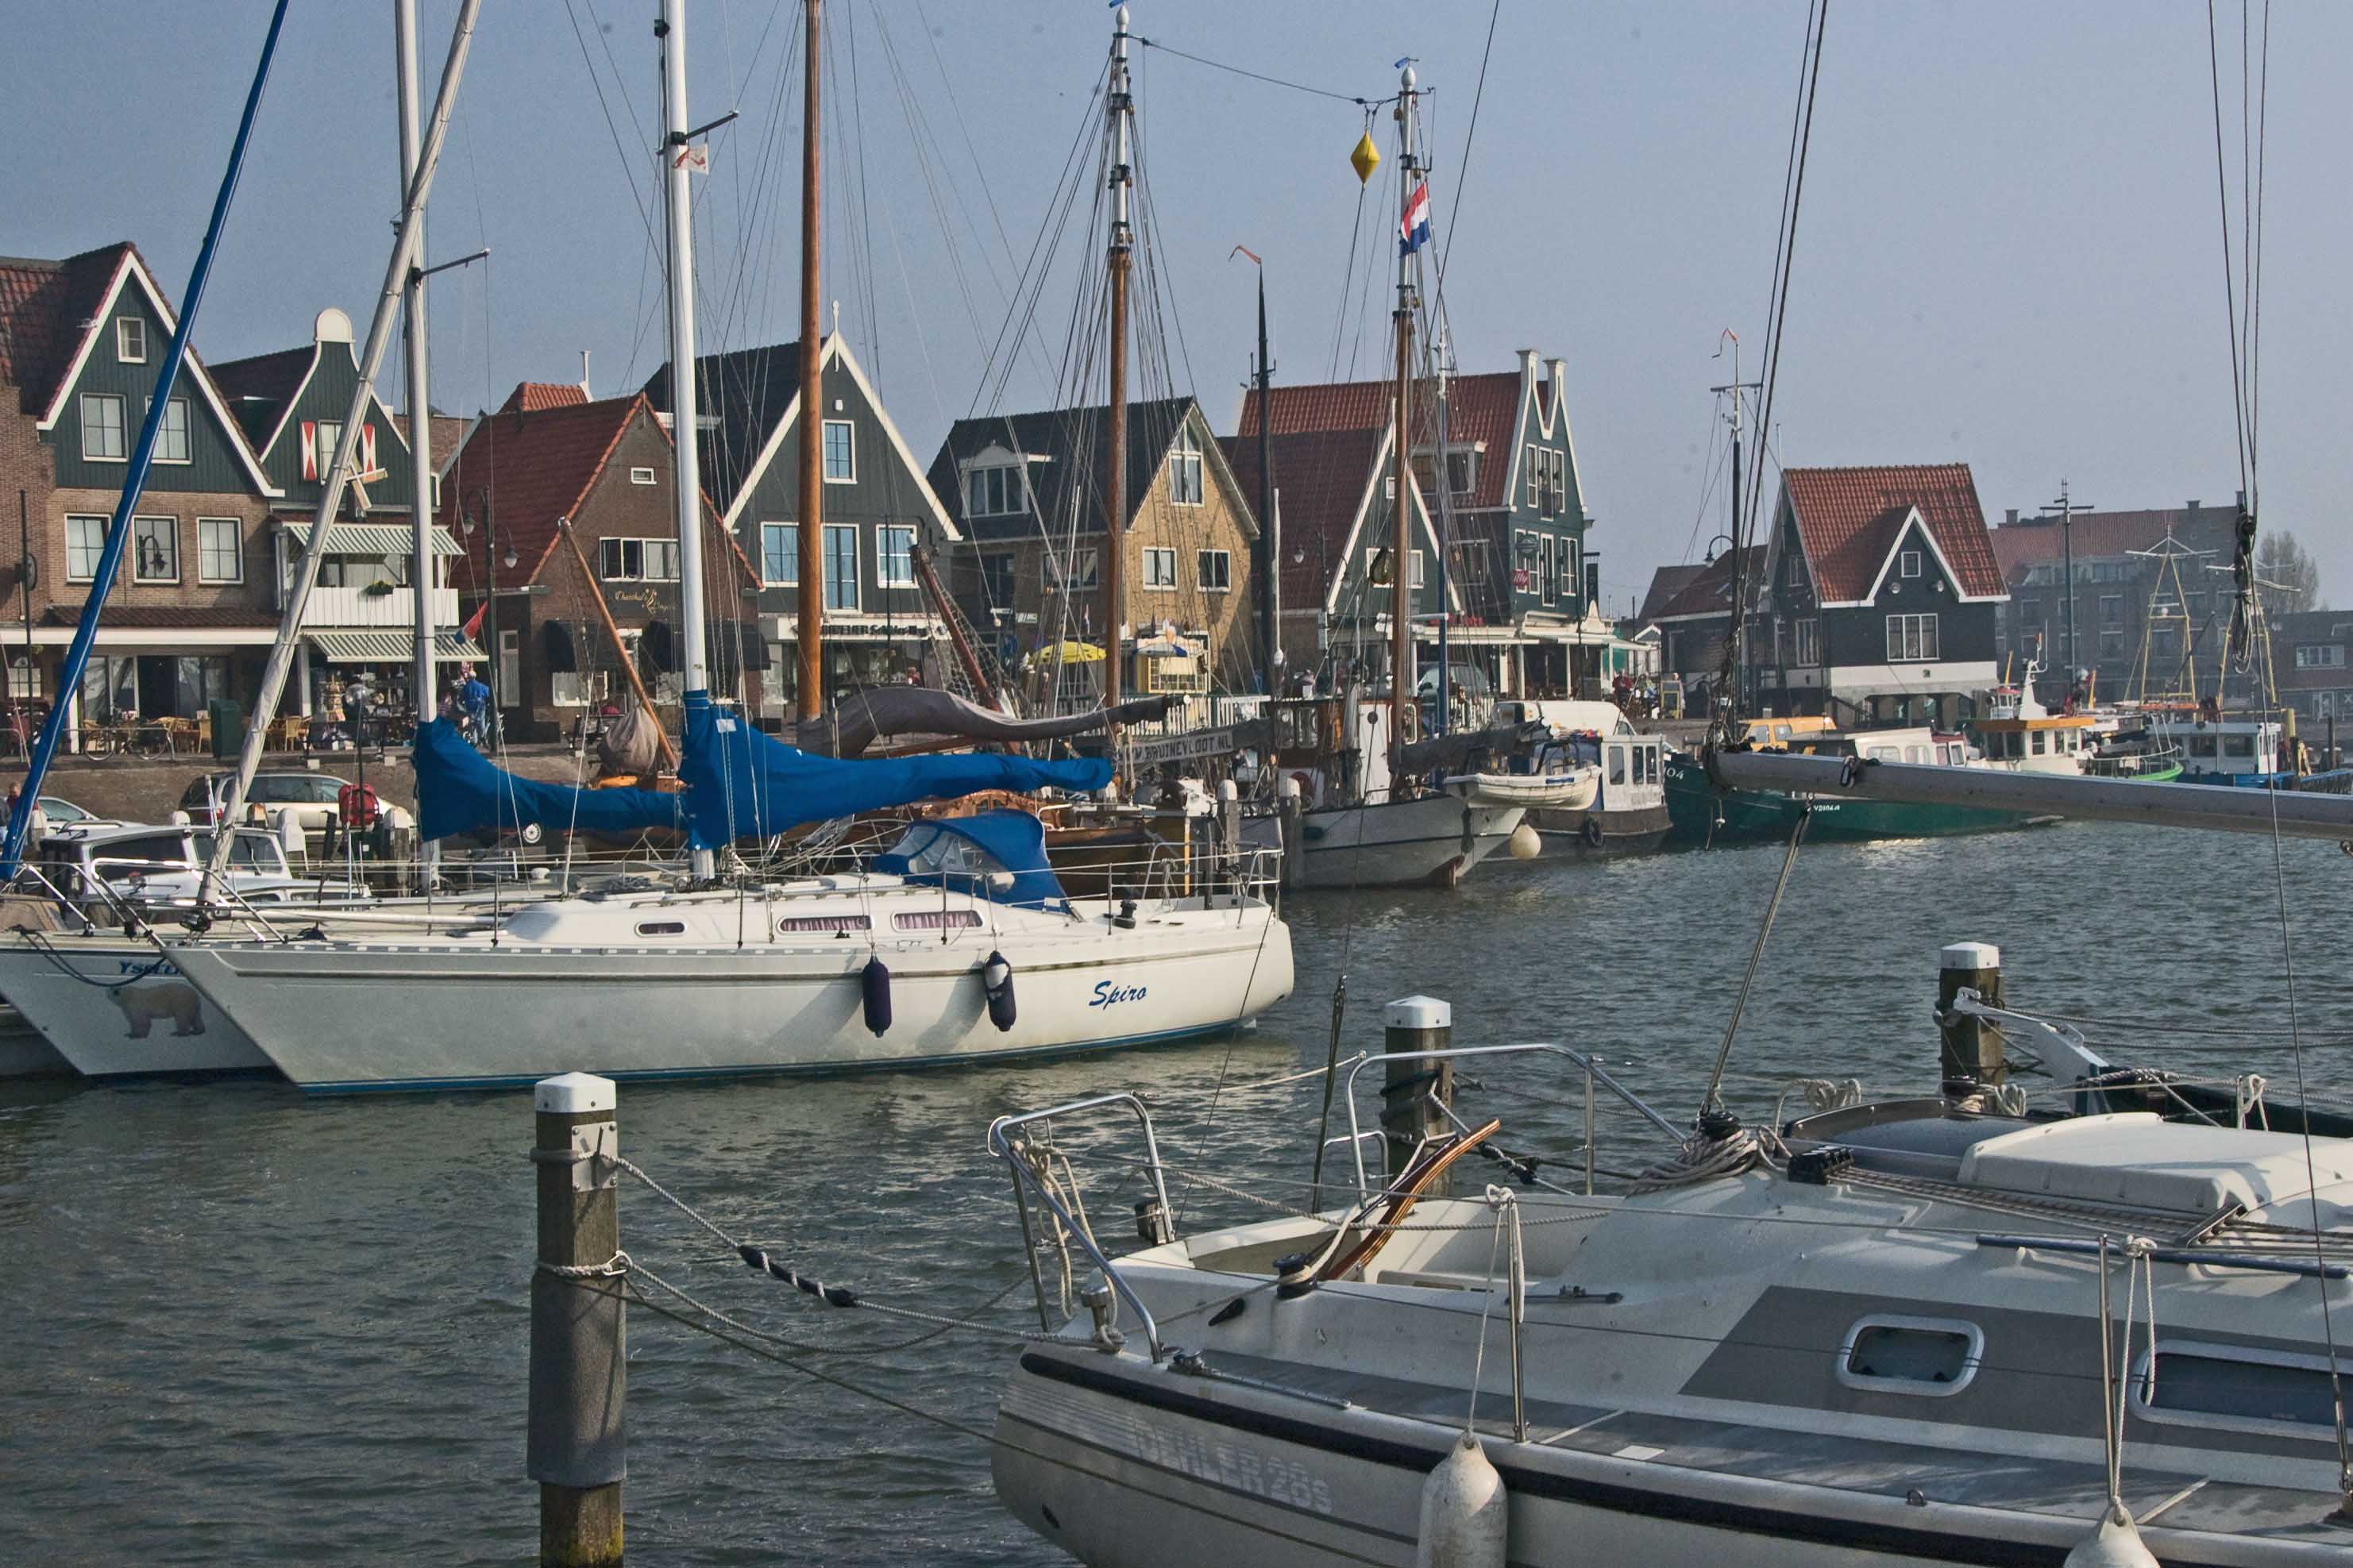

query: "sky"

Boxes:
[5, 2, 2344, 617]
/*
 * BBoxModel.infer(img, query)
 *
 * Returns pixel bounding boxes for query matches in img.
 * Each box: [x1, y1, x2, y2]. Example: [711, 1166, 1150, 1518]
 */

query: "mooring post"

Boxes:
[1382, 995, 1453, 1185]
[1935, 941, 2005, 1103]
[529, 1072, 624, 1567]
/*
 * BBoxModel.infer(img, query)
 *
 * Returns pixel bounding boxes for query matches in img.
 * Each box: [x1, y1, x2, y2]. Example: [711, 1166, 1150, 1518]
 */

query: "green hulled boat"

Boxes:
[1664, 735, 2044, 846]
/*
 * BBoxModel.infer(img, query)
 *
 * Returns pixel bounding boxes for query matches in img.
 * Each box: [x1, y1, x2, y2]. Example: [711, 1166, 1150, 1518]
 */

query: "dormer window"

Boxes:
[117, 317, 147, 364]
[966, 464, 1024, 518]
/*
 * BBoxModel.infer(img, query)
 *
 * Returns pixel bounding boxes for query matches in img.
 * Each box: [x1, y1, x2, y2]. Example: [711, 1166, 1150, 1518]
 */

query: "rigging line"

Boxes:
[1745, 0, 1824, 534]
[1433, 0, 1503, 295]
[2249, 0, 2269, 513]
[1699, 804, 1812, 1117]
[2203, 0, 2251, 494]
[1742, 0, 1819, 537]
[1325, 110, 1375, 381]
[1132, 34, 1385, 106]
[560, 0, 659, 254]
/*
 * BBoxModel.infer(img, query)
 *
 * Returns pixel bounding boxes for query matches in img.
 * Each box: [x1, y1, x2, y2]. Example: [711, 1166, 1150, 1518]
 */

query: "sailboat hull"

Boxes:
[1294, 794, 1524, 889]
[164, 896, 1293, 1092]
[0, 938, 272, 1076]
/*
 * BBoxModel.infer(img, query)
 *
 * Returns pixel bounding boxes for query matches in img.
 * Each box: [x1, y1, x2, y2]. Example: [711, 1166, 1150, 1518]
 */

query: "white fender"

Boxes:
[1415, 1432, 1506, 1568]
[2064, 1504, 2158, 1568]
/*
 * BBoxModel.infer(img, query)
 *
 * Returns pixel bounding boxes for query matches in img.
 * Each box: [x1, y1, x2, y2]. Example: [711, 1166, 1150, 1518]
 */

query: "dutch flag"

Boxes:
[1399, 179, 1432, 256]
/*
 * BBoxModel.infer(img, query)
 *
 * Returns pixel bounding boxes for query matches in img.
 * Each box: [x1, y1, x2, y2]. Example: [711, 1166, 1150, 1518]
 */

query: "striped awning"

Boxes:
[307, 629, 487, 664]
[283, 522, 466, 558]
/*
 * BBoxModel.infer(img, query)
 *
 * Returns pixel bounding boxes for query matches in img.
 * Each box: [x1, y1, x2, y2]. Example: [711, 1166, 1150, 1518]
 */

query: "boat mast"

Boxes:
[1252, 257, 1278, 692]
[395, 0, 438, 882]
[1102, 6, 1133, 759]
[794, 0, 824, 727]
[658, 0, 715, 876]
[1389, 63, 1419, 767]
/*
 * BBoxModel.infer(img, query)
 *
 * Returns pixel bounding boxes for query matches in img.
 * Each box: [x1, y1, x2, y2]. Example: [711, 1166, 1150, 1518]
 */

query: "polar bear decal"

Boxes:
[112, 981, 206, 1039]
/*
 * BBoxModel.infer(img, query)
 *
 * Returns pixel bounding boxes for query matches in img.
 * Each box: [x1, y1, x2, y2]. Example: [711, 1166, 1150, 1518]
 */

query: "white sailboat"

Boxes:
[161, 0, 1294, 1094]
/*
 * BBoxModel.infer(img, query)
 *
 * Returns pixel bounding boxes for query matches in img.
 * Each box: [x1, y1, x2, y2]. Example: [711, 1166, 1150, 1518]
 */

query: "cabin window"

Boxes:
[132, 517, 179, 584]
[1142, 548, 1178, 591]
[1900, 550, 1922, 580]
[630, 466, 657, 485]
[822, 419, 855, 483]
[2189, 734, 2218, 759]
[2223, 733, 2257, 758]
[1169, 426, 1205, 506]
[761, 522, 798, 586]
[1197, 549, 1231, 592]
[80, 392, 128, 461]
[1608, 746, 1626, 786]
[65, 515, 107, 582]
[878, 525, 916, 589]
[1886, 613, 1939, 662]
[1838, 1316, 1983, 1397]
[116, 316, 147, 363]
[1867, 745, 1902, 762]
[635, 921, 687, 936]
[896, 910, 982, 930]
[777, 914, 871, 934]
[2031, 731, 2046, 756]
[148, 396, 191, 464]
[2135, 1344, 2353, 1439]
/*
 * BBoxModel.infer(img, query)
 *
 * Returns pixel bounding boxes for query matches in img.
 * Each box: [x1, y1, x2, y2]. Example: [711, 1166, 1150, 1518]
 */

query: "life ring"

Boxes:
[1579, 816, 1604, 849]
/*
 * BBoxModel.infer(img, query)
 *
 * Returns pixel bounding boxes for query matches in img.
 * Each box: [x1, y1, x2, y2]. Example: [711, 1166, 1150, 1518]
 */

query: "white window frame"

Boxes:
[629, 466, 657, 485]
[1834, 1314, 1985, 1398]
[1900, 549, 1922, 580]
[1141, 547, 1178, 591]
[313, 419, 344, 485]
[1411, 549, 1426, 589]
[1197, 548, 1231, 593]
[552, 668, 611, 710]
[599, 536, 678, 583]
[1169, 426, 1205, 507]
[65, 514, 107, 583]
[760, 522, 799, 586]
[821, 419, 856, 484]
[2130, 1340, 2353, 1443]
[196, 517, 244, 584]
[1793, 617, 1820, 666]
[130, 515, 179, 584]
[80, 392, 127, 462]
[966, 464, 1024, 519]
[116, 316, 147, 364]
[146, 396, 191, 464]
[822, 522, 860, 611]
[877, 524, 916, 589]
[7, 656, 37, 701]
[1886, 612, 1940, 663]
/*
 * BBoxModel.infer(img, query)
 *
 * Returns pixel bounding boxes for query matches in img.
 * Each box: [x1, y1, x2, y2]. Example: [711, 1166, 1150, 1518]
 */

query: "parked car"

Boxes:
[37, 796, 102, 826]
[33, 822, 364, 907]
[179, 770, 409, 834]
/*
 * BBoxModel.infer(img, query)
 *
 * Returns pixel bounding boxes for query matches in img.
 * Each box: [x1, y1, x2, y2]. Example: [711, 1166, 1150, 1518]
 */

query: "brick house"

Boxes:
[436, 382, 748, 742]
[0, 241, 290, 740]
[927, 395, 1261, 704]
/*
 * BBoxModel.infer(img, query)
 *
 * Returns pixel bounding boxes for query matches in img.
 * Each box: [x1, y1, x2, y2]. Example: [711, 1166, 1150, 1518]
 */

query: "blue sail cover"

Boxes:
[870, 811, 1067, 908]
[411, 718, 689, 842]
[680, 692, 1109, 847]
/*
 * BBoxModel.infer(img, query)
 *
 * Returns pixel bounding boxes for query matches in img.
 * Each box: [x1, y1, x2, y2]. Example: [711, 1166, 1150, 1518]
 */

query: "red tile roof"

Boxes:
[1222, 427, 1391, 606]
[1988, 504, 2236, 584]
[1781, 464, 2004, 603]
[501, 381, 590, 413]
[1238, 370, 1526, 510]
[0, 244, 133, 416]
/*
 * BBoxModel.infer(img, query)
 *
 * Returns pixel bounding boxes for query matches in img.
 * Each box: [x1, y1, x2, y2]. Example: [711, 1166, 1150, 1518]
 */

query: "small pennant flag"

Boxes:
[1398, 179, 1431, 256]
[461, 600, 488, 641]
[673, 142, 711, 173]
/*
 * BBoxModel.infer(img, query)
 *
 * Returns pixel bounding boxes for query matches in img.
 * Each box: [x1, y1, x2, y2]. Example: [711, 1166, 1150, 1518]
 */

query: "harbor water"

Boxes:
[5, 820, 2350, 1564]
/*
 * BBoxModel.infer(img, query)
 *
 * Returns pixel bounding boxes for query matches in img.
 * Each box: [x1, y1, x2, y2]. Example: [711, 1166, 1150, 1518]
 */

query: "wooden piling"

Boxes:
[529, 1072, 624, 1567]
[1382, 995, 1454, 1185]
[1935, 941, 2005, 1097]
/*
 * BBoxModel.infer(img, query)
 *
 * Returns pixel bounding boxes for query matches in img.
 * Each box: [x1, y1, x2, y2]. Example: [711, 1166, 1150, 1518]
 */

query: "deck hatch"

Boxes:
[1836, 1315, 1984, 1397]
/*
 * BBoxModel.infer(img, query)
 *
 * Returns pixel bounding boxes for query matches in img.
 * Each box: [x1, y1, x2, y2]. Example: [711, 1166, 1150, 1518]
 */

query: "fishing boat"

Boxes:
[1499, 699, 1670, 854]
[982, 763, 2353, 1567]
[1664, 727, 2045, 846]
[1968, 665, 2101, 776]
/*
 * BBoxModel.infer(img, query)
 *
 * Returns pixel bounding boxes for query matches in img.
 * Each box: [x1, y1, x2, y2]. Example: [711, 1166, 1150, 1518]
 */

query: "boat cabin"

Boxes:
[1969, 669, 2093, 774]
[34, 822, 318, 905]
[1795, 726, 1973, 769]
[1501, 699, 1665, 819]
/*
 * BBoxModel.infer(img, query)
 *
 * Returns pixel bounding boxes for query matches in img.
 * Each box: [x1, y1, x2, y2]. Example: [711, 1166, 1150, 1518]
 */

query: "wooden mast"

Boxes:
[1388, 64, 1419, 769]
[794, 0, 825, 726]
[1102, 6, 1134, 762]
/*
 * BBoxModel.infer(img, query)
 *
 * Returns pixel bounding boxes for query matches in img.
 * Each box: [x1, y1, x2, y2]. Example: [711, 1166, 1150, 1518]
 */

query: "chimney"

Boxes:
[2187, 499, 2201, 514]
[2004, 508, 2018, 526]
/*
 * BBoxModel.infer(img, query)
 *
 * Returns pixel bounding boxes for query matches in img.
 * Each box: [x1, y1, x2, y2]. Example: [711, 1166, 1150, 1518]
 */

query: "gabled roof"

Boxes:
[1647, 546, 1764, 623]
[642, 341, 804, 518]
[502, 382, 588, 414]
[1637, 563, 1707, 623]
[1237, 370, 1528, 511]
[211, 344, 314, 448]
[1780, 464, 2005, 605]
[439, 391, 659, 586]
[927, 395, 1220, 544]
[0, 241, 279, 495]
[1221, 426, 1383, 607]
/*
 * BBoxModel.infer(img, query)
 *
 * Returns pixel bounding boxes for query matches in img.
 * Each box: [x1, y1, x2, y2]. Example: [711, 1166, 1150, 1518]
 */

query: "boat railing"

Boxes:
[987, 1092, 1175, 1360]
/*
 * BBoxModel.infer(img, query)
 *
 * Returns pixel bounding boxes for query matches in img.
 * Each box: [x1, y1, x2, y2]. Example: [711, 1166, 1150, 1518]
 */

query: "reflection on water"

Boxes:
[2, 821, 2349, 1562]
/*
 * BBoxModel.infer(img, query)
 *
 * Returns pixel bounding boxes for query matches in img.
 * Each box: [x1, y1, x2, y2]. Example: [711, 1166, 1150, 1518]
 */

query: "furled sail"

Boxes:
[797, 685, 1173, 757]
[412, 718, 687, 842]
[683, 693, 1109, 846]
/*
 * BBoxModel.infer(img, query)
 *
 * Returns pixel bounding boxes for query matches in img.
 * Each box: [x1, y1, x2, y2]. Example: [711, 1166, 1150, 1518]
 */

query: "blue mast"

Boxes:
[2, 0, 291, 876]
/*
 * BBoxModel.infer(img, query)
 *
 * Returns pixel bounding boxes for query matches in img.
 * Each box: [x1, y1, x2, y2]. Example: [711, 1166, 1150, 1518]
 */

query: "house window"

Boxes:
[1524, 445, 1539, 509]
[823, 522, 858, 610]
[977, 551, 1016, 607]
[761, 522, 798, 586]
[2099, 630, 2125, 660]
[8, 657, 37, 701]
[630, 466, 657, 485]
[966, 464, 1024, 518]
[1411, 549, 1426, 588]
[313, 419, 344, 483]
[1043, 547, 1099, 594]
[116, 316, 147, 363]
[2296, 645, 2347, 670]
[80, 393, 127, 461]
[1197, 549, 1231, 592]
[1540, 534, 1557, 603]
[822, 419, 854, 483]
[2099, 595, 2123, 626]
[66, 515, 107, 582]
[1170, 426, 1205, 506]
[1900, 550, 1922, 580]
[149, 397, 191, 464]
[599, 537, 680, 582]
[1886, 613, 1940, 662]
[1446, 448, 1475, 496]
[1142, 547, 1178, 590]
[132, 517, 178, 583]
[1794, 618, 1820, 665]
[197, 518, 242, 584]
[878, 525, 916, 588]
